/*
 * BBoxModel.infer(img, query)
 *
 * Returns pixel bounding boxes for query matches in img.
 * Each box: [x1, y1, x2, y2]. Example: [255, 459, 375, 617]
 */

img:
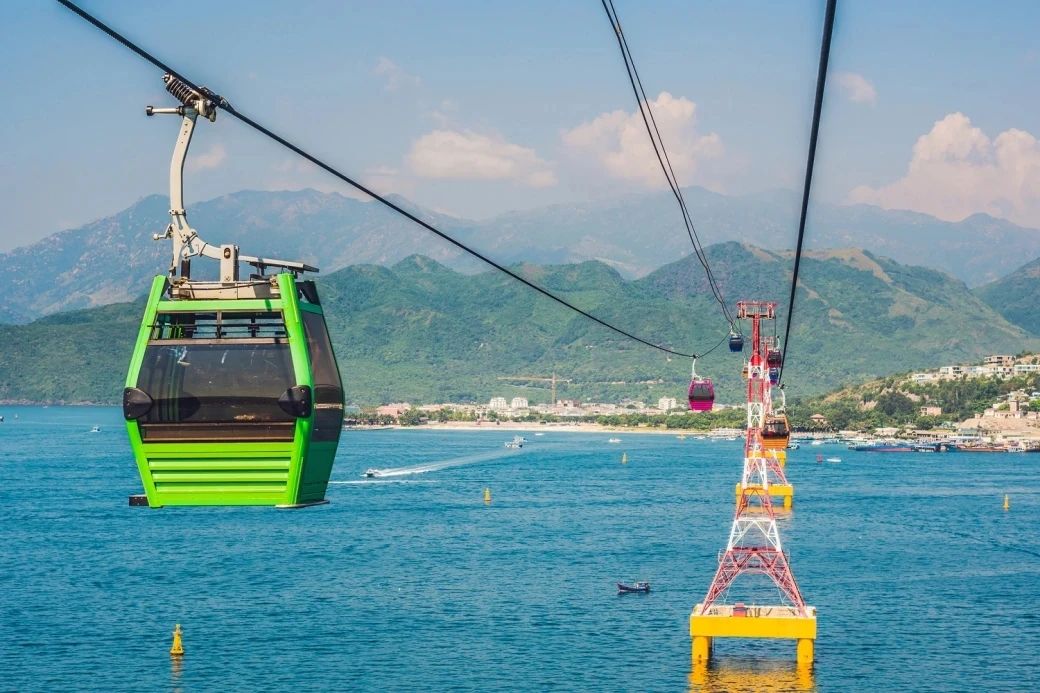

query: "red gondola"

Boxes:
[767, 348, 783, 368]
[688, 360, 715, 412]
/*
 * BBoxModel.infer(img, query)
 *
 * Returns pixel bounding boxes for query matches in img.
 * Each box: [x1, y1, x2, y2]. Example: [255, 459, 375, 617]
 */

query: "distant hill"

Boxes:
[1, 243, 1035, 405]
[2, 186, 1038, 323]
[975, 256, 1040, 336]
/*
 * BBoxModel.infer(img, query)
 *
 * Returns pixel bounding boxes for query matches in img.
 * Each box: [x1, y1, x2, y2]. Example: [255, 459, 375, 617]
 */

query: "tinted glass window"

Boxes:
[301, 311, 343, 443]
[136, 342, 296, 441]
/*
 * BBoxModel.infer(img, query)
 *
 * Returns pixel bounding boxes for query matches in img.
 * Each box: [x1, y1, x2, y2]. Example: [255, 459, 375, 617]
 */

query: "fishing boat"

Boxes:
[617, 581, 651, 594]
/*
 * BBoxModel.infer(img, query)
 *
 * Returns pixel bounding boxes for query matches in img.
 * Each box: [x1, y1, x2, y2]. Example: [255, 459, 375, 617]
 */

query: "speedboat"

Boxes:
[90, 425, 101, 433]
[825, 457, 842, 463]
[505, 435, 525, 449]
[617, 581, 651, 594]
[787, 442, 800, 450]
[363, 468, 383, 478]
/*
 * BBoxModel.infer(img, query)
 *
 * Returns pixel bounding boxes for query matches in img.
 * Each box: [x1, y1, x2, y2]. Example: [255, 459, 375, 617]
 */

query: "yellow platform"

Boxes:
[736, 482, 794, 509]
[690, 604, 816, 665]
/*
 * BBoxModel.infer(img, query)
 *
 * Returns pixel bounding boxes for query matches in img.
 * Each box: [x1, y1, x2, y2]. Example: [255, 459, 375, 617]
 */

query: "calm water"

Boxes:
[1, 406, 1039, 692]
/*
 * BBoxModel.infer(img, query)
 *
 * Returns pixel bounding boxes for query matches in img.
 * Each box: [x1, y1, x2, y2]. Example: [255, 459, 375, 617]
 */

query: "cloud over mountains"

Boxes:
[850, 113, 1040, 229]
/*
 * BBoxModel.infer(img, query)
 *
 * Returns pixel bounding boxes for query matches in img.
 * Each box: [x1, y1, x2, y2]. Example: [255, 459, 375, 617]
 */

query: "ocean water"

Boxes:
[1, 406, 1038, 692]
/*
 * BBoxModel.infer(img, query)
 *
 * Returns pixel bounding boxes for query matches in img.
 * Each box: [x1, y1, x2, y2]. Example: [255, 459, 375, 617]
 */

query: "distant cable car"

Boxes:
[688, 360, 715, 412]
[760, 414, 791, 451]
[728, 332, 745, 352]
[769, 367, 780, 384]
[742, 361, 750, 380]
[767, 348, 782, 368]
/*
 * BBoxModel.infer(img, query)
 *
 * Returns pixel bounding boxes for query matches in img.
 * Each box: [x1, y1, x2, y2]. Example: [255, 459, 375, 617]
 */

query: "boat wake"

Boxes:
[358, 447, 524, 479]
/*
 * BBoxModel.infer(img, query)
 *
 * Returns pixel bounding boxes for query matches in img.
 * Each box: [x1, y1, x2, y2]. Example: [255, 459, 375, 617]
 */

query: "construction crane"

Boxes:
[496, 372, 572, 406]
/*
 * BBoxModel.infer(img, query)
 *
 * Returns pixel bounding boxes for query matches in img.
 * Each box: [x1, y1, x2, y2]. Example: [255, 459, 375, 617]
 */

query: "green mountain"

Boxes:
[4, 187, 1039, 323]
[975, 256, 1040, 336]
[1, 244, 1036, 405]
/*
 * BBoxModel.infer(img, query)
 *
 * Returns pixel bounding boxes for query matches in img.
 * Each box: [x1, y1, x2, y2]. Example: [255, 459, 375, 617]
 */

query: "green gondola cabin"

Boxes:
[124, 73, 343, 507]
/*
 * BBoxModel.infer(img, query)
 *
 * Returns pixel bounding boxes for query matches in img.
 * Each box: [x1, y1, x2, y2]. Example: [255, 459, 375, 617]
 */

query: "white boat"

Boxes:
[505, 435, 525, 449]
[90, 425, 101, 433]
[825, 457, 842, 463]
[608, 437, 622, 444]
[363, 468, 383, 478]
[810, 440, 824, 446]
[534, 432, 544, 436]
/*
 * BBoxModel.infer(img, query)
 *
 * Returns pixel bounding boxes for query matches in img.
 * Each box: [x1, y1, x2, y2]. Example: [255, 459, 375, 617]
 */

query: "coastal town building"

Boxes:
[510, 397, 529, 410]
[658, 397, 678, 411]
[488, 397, 508, 411]
[376, 403, 412, 417]
[919, 406, 942, 417]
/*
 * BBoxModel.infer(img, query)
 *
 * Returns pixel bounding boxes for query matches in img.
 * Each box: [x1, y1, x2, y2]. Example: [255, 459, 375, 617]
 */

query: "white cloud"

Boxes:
[561, 92, 722, 187]
[849, 112, 1040, 228]
[373, 57, 420, 93]
[836, 72, 877, 105]
[187, 144, 226, 171]
[407, 130, 557, 187]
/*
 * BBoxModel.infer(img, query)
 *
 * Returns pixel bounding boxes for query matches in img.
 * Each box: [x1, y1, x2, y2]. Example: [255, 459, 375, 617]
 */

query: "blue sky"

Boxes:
[1, 0, 1039, 251]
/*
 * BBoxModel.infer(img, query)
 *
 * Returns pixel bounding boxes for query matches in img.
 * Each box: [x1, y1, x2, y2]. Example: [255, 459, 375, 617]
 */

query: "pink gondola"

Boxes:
[687, 359, 715, 412]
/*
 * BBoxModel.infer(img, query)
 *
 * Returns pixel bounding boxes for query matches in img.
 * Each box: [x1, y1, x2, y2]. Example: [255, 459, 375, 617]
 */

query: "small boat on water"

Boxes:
[534, 432, 544, 436]
[617, 581, 651, 594]
[676, 434, 687, 440]
[363, 468, 383, 478]
[505, 435, 525, 449]
[850, 442, 914, 452]
[826, 457, 842, 463]
[787, 442, 800, 450]
[90, 425, 101, 433]
[608, 438, 622, 444]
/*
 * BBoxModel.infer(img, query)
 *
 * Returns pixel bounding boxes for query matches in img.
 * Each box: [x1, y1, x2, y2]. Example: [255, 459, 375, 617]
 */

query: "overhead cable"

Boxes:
[778, 0, 837, 385]
[601, 0, 735, 328]
[56, 0, 718, 359]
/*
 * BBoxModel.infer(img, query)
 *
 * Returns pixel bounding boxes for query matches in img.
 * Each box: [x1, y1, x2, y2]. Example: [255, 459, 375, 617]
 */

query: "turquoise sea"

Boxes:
[1, 406, 1039, 692]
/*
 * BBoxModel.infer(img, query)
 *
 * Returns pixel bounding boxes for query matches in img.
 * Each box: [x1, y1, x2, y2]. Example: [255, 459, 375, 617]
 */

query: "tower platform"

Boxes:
[736, 482, 794, 508]
[690, 603, 816, 665]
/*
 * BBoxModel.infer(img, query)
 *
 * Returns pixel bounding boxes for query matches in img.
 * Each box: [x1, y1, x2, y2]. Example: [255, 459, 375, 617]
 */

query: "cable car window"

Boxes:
[136, 342, 296, 441]
[301, 311, 344, 443]
[150, 312, 287, 340]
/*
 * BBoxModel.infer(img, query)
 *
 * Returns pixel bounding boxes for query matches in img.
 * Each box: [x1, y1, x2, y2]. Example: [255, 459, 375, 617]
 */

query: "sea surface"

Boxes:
[1, 406, 1039, 692]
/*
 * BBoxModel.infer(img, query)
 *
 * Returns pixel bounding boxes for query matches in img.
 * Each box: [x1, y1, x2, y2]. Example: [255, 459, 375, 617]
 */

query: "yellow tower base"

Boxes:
[690, 604, 816, 665]
[736, 482, 794, 509]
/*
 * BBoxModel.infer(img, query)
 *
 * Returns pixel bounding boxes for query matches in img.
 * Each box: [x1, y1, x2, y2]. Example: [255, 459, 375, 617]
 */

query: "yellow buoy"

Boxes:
[169, 623, 184, 657]
[1004, 494, 1010, 511]
[621, 452, 628, 464]
[484, 487, 492, 504]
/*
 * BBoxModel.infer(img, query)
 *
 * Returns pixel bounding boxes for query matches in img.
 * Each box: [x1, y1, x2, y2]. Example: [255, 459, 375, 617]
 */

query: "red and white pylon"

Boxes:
[698, 301, 807, 615]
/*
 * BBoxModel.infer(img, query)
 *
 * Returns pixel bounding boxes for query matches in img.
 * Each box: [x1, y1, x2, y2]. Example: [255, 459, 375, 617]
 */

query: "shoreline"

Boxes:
[348, 421, 740, 436]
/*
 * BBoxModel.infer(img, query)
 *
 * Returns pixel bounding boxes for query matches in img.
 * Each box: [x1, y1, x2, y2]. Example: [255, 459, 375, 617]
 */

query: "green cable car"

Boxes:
[124, 75, 343, 508]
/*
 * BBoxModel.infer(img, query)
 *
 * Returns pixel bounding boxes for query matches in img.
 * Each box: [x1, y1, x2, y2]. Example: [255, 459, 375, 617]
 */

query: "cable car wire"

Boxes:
[777, 0, 836, 386]
[600, 0, 735, 328]
[56, 0, 723, 360]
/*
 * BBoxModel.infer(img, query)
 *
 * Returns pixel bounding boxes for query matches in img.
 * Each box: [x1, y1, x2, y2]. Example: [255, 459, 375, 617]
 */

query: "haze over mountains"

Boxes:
[2, 243, 1035, 405]
[2, 186, 1039, 324]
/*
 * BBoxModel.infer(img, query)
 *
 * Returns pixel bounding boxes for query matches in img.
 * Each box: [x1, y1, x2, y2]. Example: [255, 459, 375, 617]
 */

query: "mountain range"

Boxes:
[2, 186, 1039, 324]
[2, 243, 1036, 405]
